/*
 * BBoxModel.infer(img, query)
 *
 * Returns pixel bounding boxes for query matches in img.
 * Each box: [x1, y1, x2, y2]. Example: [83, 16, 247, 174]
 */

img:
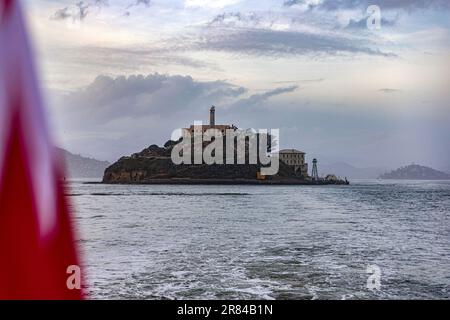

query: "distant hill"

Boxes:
[319, 162, 388, 179]
[56, 148, 110, 178]
[379, 164, 450, 180]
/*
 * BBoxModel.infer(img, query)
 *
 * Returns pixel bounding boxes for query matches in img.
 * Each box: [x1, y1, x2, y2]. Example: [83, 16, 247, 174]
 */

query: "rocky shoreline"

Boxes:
[99, 178, 349, 185]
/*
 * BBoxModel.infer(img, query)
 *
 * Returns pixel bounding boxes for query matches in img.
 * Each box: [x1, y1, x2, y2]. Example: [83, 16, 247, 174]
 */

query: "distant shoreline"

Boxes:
[379, 178, 450, 181]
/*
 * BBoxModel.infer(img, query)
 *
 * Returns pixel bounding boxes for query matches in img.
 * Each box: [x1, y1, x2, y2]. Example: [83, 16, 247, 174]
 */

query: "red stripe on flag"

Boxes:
[0, 111, 83, 300]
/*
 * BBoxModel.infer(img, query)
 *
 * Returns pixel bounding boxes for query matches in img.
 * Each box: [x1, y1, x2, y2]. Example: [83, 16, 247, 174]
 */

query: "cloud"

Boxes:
[43, 45, 217, 89]
[53, 73, 247, 129]
[273, 78, 325, 84]
[136, 0, 150, 5]
[50, 73, 301, 160]
[299, 78, 325, 83]
[185, 0, 242, 8]
[49, 73, 450, 170]
[51, 0, 149, 22]
[178, 10, 398, 58]
[48, 3, 396, 60]
[283, 0, 317, 9]
[51, 1, 89, 21]
[93, 0, 109, 6]
[51, 7, 72, 21]
[179, 27, 396, 57]
[75, 45, 213, 69]
[378, 88, 402, 94]
[229, 85, 298, 109]
[208, 12, 262, 27]
[345, 16, 397, 29]
[54, 74, 298, 128]
[283, 0, 450, 11]
[126, 0, 151, 10]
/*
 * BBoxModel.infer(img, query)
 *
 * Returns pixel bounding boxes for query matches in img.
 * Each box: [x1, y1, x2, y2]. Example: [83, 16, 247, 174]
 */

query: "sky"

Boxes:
[23, 0, 450, 170]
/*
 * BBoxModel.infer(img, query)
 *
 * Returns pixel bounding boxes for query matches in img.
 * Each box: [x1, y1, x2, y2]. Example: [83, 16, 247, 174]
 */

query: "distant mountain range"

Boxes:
[318, 162, 388, 179]
[56, 148, 110, 178]
[379, 164, 450, 180]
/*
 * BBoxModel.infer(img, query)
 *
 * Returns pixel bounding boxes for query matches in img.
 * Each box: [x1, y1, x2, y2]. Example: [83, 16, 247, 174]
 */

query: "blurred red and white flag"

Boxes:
[0, 0, 83, 299]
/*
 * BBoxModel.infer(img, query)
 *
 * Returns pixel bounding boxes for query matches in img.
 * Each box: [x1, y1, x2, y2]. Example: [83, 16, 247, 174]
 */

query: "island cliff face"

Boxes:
[102, 141, 308, 184]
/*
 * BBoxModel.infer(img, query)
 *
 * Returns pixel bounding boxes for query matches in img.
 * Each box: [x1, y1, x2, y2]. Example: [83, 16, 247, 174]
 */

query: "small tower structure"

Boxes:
[311, 158, 319, 181]
[210, 106, 215, 127]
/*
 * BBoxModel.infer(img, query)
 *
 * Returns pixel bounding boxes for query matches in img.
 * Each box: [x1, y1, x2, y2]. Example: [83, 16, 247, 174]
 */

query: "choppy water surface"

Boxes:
[68, 180, 450, 299]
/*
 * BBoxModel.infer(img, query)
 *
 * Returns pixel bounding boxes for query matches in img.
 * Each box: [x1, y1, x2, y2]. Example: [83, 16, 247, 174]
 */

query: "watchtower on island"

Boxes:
[210, 106, 215, 126]
[311, 158, 319, 181]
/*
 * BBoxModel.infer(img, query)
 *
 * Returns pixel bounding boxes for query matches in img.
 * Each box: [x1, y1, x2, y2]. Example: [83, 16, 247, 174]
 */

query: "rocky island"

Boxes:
[102, 142, 348, 185]
[102, 107, 349, 185]
[379, 164, 450, 180]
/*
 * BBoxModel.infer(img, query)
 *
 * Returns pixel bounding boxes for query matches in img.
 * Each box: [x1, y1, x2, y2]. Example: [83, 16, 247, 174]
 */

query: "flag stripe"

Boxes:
[0, 112, 81, 299]
[0, 0, 11, 190]
[0, 111, 52, 298]
[2, 0, 58, 237]
[0, 0, 83, 299]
